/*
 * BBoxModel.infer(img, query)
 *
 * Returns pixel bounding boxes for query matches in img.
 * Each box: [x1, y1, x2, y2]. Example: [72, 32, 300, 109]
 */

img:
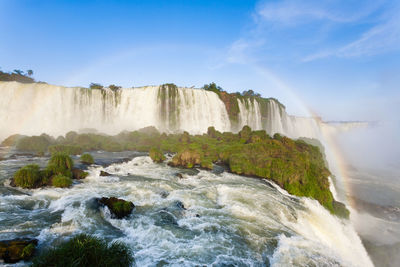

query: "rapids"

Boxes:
[0, 151, 373, 266]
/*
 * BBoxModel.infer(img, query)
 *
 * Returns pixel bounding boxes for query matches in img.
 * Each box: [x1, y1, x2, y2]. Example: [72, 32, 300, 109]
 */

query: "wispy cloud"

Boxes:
[225, 0, 399, 64]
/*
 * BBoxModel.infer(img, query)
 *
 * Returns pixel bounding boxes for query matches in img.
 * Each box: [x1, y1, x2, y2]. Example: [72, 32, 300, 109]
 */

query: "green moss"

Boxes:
[51, 174, 72, 188]
[80, 153, 94, 164]
[20, 243, 35, 259]
[13, 164, 42, 189]
[31, 234, 133, 267]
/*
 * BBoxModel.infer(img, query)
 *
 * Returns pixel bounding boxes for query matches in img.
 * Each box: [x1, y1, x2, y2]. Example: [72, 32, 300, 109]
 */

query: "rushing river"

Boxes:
[0, 149, 373, 266]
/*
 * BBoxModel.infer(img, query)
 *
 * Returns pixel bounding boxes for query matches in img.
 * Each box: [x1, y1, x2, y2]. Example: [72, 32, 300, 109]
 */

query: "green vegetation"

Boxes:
[12, 153, 76, 189]
[0, 69, 35, 83]
[7, 126, 346, 216]
[15, 134, 54, 154]
[0, 239, 37, 263]
[13, 164, 42, 189]
[31, 234, 133, 267]
[202, 83, 285, 130]
[80, 153, 94, 164]
[47, 152, 74, 178]
[89, 83, 104, 89]
[109, 84, 122, 91]
[48, 144, 83, 155]
[51, 174, 73, 188]
[98, 197, 135, 219]
[149, 147, 165, 163]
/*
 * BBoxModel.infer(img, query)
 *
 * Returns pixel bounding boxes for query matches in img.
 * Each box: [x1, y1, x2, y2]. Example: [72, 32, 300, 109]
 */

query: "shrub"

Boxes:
[47, 153, 73, 178]
[80, 153, 94, 164]
[31, 234, 133, 267]
[16, 135, 52, 153]
[13, 164, 42, 189]
[51, 174, 72, 188]
[149, 147, 165, 163]
[89, 83, 104, 89]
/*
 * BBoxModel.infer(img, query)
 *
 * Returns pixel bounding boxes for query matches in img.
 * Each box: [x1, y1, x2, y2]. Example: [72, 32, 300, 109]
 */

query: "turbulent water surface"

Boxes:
[0, 149, 373, 266]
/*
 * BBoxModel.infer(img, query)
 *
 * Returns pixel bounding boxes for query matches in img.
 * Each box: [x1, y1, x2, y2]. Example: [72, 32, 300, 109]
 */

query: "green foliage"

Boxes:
[80, 153, 94, 164]
[89, 83, 104, 89]
[31, 234, 133, 267]
[109, 84, 121, 91]
[149, 147, 165, 163]
[16, 135, 53, 153]
[0, 69, 35, 83]
[48, 144, 83, 155]
[47, 153, 73, 178]
[51, 174, 72, 188]
[13, 164, 42, 189]
[112, 201, 133, 216]
[20, 243, 35, 259]
[203, 82, 224, 93]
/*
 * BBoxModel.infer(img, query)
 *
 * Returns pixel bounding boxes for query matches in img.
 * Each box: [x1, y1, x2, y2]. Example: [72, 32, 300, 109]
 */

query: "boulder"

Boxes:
[100, 170, 111, 176]
[72, 168, 88, 180]
[0, 238, 37, 263]
[98, 197, 134, 219]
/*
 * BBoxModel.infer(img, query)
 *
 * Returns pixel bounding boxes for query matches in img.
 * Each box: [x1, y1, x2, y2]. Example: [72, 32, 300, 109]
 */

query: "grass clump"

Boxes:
[51, 174, 72, 188]
[13, 164, 42, 189]
[47, 152, 73, 178]
[80, 153, 94, 164]
[31, 234, 133, 267]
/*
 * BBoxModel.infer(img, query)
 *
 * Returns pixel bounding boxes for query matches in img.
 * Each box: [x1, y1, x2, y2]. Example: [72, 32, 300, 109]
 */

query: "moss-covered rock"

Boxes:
[149, 147, 165, 163]
[80, 153, 94, 164]
[72, 168, 89, 180]
[0, 238, 37, 263]
[169, 149, 201, 168]
[332, 200, 350, 219]
[98, 197, 135, 219]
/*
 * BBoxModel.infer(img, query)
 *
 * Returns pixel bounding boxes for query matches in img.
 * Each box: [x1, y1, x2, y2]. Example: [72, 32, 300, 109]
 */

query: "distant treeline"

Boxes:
[0, 68, 35, 83]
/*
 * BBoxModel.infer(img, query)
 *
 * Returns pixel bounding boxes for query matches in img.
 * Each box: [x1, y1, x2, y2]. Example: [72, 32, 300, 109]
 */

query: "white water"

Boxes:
[0, 81, 322, 141]
[0, 154, 374, 266]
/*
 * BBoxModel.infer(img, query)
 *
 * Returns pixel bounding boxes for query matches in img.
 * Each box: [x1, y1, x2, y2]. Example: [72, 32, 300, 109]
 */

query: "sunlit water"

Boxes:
[0, 150, 373, 266]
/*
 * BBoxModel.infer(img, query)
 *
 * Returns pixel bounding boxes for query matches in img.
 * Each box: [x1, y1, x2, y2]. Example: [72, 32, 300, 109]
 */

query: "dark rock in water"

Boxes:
[176, 173, 184, 179]
[195, 214, 200, 218]
[100, 170, 111, 176]
[157, 210, 178, 226]
[98, 197, 134, 219]
[72, 168, 88, 180]
[0, 238, 37, 263]
[174, 200, 186, 210]
[160, 191, 169, 198]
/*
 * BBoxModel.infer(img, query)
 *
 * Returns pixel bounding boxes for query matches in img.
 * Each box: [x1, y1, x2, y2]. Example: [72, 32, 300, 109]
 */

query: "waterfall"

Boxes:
[0, 81, 322, 140]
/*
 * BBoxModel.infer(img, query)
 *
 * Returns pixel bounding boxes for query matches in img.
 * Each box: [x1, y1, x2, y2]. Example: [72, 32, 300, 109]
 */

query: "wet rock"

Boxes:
[72, 168, 88, 180]
[195, 214, 200, 218]
[100, 170, 111, 176]
[0, 238, 37, 263]
[174, 200, 186, 210]
[98, 197, 134, 219]
[157, 210, 178, 226]
[176, 173, 184, 179]
[160, 191, 169, 198]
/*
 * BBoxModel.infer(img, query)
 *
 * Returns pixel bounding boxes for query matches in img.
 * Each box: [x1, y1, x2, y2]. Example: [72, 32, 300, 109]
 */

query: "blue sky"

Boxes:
[1, 0, 399, 120]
